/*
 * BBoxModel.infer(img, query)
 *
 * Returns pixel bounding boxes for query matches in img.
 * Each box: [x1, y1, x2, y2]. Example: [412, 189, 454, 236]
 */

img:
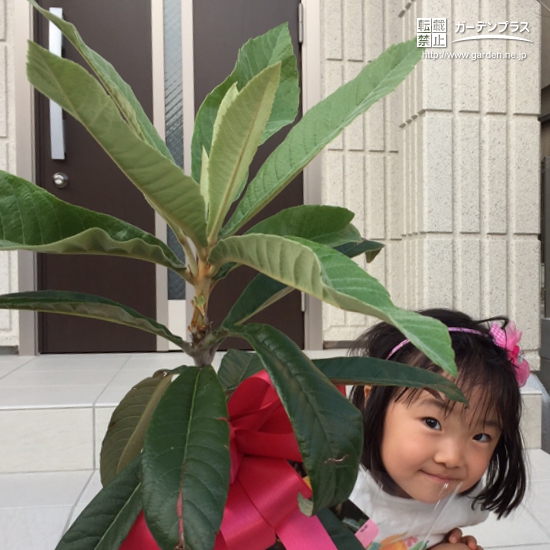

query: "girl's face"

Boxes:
[380, 386, 501, 503]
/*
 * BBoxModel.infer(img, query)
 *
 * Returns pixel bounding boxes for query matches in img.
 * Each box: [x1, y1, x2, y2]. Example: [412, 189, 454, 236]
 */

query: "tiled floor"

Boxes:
[0, 450, 549, 549]
[0, 352, 548, 549]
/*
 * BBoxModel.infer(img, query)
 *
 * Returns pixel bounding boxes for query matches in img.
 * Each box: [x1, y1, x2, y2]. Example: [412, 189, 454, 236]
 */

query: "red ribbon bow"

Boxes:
[120, 371, 336, 550]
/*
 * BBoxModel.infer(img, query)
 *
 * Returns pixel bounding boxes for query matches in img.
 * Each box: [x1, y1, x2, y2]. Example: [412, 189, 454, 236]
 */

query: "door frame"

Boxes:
[181, 0, 323, 349]
[14, 0, 323, 354]
[14, 0, 169, 354]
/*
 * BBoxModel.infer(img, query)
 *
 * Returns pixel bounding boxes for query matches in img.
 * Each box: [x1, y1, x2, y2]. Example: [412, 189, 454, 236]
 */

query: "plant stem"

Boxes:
[176, 232, 198, 277]
[187, 257, 215, 365]
[174, 266, 193, 284]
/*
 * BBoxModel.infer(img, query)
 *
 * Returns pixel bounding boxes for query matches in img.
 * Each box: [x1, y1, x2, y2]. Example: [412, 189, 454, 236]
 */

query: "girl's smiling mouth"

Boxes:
[421, 471, 461, 484]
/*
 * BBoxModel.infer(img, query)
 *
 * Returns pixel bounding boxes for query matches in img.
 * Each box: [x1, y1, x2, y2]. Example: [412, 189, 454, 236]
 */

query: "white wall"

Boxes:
[321, 0, 541, 370]
[0, 0, 19, 347]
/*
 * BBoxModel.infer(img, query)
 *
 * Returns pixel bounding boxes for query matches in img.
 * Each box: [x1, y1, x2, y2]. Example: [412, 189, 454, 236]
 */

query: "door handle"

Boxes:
[49, 8, 65, 160]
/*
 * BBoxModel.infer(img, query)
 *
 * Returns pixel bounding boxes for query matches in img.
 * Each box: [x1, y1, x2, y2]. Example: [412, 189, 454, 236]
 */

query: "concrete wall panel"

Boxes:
[455, 238, 481, 318]
[423, 113, 453, 233]
[423, 237, 454, 308]
[483, 237, 508, 318]
[0, 0, 18, 347]
[510, 116, 540, 235]
[483, 115, 508, 234]
[365, 153, 385, 240]
[457, 115, 481, 234]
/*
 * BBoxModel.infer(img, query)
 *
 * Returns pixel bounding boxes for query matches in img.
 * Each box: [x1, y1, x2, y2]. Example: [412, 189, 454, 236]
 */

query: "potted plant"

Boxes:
[0, 3, 464, 549]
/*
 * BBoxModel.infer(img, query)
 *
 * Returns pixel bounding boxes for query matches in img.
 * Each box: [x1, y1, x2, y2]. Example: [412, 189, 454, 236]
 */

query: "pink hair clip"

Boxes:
[489, 322, 530, 387]
[386, 322, 530, 387]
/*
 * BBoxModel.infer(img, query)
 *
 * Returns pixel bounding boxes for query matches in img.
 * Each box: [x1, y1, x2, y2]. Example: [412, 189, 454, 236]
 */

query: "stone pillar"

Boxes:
[322, 0, 405, 343]
[321, 0, 541, 369]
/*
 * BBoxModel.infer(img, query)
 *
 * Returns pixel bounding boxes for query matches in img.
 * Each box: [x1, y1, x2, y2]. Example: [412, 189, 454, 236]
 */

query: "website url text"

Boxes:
[422, 51, 527, 61]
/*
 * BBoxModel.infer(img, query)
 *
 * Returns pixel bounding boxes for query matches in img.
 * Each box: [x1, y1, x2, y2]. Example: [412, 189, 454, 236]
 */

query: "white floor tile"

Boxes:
[521, 394, 542, 449]
[122, 351, 227, 370]
[63, 472, 103, 529]
[78, 471, 102, 506]
[67, 503, 87, 528]
[0, 368, 118, 387]
[106, 368, 161, 386]
[0, 358, 32, 380]
[65, 472, 103, 529]
[21, 354, 130, 371]
[0, 471, 92, 508]
[0, 366, 21, 380]
[95, 384, 137, 406]
[0, 384, 107, 409]
[122, 351, 191, 370]
[0, 506, 73, 550]
[0, 408, 94, 473]
[527, 449, 550, 482]
[524, 481, 550, 535]
[0, 356, 34, 369]
[94, 407, 116, 467]
[467, 506, 550, 547]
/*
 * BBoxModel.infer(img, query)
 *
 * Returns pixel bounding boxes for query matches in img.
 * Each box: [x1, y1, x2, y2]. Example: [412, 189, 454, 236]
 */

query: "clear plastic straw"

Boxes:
[418, 481, 463, 548]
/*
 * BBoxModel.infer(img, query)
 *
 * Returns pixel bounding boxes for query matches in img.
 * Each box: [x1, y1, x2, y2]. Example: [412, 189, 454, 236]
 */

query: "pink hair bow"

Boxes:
[489, 322, 530, 386]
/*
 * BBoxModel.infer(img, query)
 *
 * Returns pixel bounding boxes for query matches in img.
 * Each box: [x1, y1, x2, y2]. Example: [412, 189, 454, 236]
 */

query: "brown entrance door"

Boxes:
[193, 0, 305, 349]
[34, 0, 157, 353]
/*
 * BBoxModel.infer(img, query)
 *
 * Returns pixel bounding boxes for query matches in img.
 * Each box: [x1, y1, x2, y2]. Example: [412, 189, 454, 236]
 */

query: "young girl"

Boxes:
[349, 309, 528, 550]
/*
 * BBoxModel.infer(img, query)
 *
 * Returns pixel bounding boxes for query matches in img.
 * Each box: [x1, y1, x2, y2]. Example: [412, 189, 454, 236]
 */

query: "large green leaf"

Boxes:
[220, 234, 382, 328]
[313, 357, 466, 403]
[222, 39, 423, 236]
[207, 64, 281, 241]
[336, 239, 384, 263]
[141, 366, 230, 550]
[213, 205, 362, 285]
[209, 234, 456, 375]
[247, 205, 357, 242]
[0, 291, 190, 351]
[28, 0, 171, 159]
[217, 349, 264, 395]
[56, 457, 142, 550]
[235, 25, 299, 142]
[26, 42, 208, 248]
[0, 171, 187, 275]
[100, 372, 176, 487]
[316, 508, 365, 550]
[191, 24, 299, 182]
[229, 323, 363, 514]
[221, 274, 290, 327]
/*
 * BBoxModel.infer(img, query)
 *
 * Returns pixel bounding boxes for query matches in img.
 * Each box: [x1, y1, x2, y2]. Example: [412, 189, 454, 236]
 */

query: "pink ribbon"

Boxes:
[216, 370, 336, 550]
[489, 321, 530, 386]
[120, 371, 337, 550]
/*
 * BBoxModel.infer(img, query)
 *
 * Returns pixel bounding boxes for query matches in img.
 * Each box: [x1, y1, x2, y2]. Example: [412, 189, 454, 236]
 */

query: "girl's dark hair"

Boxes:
[349, 308, 526, 518]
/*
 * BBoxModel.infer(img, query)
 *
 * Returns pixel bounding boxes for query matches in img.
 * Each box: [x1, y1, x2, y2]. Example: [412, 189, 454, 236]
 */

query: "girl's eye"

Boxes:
[423, 417, 441, 430]
[473, 433, 491, 442]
